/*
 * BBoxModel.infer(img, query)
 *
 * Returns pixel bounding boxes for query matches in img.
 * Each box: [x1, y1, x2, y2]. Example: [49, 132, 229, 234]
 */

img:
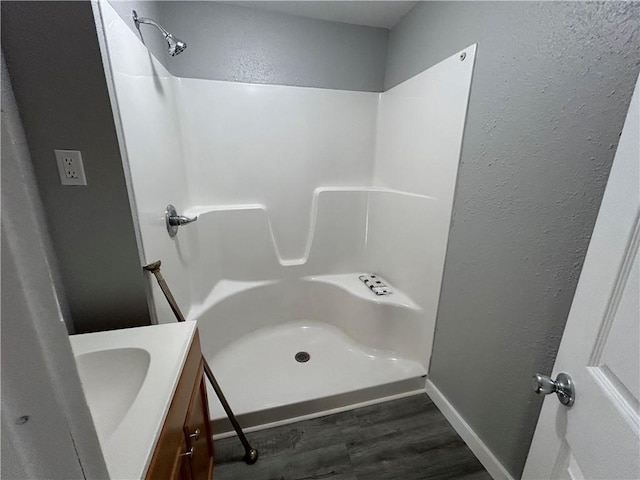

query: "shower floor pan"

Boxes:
[206, 320, 426, 437]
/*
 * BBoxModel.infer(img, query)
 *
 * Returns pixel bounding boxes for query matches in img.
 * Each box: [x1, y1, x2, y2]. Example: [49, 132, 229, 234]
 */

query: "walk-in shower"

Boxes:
[96, 1, 476, 435]
[132, 10, 187, 56]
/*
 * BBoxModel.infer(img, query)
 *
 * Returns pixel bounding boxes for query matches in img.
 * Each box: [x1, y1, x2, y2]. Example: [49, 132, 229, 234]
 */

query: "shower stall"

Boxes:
[95, 1, 476, 435]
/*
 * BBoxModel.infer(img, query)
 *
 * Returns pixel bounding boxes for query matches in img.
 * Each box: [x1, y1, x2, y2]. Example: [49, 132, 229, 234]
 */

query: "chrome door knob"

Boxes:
[532, 373, 557, 395]
[532, 372, 575, 406]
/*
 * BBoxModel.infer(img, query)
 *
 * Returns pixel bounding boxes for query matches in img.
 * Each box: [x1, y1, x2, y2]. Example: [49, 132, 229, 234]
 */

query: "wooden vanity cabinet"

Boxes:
[145, 331, 214, 480]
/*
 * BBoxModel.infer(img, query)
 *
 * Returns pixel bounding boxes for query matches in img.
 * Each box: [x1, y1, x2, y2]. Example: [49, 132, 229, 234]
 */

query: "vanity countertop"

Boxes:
[70, 321, 197, 480]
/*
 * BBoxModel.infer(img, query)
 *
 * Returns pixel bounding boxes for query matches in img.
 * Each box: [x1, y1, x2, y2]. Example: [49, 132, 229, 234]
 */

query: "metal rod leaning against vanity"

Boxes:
[143, 260, 259, 465]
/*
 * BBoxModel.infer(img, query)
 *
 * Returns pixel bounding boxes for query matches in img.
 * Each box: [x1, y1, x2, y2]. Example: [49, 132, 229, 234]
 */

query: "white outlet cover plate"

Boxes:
[54, 149, 87, 186]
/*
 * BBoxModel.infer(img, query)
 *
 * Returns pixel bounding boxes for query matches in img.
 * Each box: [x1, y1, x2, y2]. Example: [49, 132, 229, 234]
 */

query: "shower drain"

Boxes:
[295, 351, 310, 363]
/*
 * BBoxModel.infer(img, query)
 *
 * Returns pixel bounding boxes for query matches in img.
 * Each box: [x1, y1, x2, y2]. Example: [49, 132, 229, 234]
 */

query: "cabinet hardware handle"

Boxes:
[189, 428, 200, 441]
[180, 446, 194, 458]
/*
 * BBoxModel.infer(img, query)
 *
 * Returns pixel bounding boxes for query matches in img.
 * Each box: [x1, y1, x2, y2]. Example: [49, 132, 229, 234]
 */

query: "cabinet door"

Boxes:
[145, 333, 202, 480]
[184, 367, 214, 480]
[172, 438, 192, 480]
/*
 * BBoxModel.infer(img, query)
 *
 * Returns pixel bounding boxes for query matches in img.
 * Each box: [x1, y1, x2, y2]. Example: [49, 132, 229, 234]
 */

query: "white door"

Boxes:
[523, 76, 640, 479]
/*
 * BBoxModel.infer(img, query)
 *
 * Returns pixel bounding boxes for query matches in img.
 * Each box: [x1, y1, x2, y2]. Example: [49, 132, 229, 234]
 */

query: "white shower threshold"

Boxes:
[205, 321, 427, 437]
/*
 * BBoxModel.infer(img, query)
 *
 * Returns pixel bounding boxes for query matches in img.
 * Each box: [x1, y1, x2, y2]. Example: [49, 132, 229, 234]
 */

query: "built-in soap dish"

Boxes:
[359, 274, 393, 296]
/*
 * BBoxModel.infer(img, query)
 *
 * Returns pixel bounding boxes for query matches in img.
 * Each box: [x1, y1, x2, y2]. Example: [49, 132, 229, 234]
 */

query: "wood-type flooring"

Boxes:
[213, 393, 491, 480]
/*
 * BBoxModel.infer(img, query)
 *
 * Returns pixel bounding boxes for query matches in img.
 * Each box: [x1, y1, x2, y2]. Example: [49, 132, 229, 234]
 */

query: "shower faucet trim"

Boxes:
[165, 204, 197, 238]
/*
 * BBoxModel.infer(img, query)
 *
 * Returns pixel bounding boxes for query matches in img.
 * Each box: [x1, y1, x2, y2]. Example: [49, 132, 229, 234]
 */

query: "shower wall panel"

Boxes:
[99, 0, 476, 373]
[99, 0, 380, 323]
[99, 1, 194, 323]
[183, 188, 372, 317]
[374, 46, 476, 199]
[175, 78, 379, 261]
[366, 45, 477, 367]
[98, 0, 476, 424]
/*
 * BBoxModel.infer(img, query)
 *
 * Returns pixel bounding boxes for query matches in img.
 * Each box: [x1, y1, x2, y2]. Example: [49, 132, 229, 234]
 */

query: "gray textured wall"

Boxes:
[386, 2, 640, 477]
[1, 55, 110, 479]
[1, 1, 151, 333]
[111, 0, 389, 91]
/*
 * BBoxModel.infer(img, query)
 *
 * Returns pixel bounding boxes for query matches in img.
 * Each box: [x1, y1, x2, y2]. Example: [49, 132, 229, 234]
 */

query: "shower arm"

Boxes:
[132, 10, 187, 57]
[132, 10, 172, 39]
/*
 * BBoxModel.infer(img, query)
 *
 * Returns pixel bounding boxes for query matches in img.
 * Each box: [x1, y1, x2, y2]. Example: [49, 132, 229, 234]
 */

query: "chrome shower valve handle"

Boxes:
[168, 214, 197, 226]
[165, 204, 197, 237]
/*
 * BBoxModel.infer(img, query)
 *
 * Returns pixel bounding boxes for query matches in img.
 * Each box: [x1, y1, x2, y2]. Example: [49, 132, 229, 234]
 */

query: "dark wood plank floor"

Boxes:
[213, 393, 491, 480]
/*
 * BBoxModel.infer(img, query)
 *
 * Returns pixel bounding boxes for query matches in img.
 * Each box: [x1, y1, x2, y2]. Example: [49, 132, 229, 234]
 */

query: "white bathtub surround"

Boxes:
[98, 0, 475, 431]
[369, 46, 477, 352]
[176, 80, 378, 262]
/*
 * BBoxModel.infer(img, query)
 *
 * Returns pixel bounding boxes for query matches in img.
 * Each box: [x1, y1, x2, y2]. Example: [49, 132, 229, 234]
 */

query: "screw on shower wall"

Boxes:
[460, 52, 467, 61]
[16, 415, 29, 425]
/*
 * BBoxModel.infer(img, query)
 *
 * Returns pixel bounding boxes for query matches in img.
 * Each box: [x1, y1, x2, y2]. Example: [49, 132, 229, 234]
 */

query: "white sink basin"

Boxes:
[75, 347, 151, 441]
[70, 322, 197, 480]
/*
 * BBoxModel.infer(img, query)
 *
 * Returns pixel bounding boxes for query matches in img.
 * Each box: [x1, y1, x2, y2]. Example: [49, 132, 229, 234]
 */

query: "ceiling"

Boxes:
[224, 1, 418, 29]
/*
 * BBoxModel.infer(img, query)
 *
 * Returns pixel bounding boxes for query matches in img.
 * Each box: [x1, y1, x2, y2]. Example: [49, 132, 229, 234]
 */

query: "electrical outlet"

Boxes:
[54, 150, 87, 186]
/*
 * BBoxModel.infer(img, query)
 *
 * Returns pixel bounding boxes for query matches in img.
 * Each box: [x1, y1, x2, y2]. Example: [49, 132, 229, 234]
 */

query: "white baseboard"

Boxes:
[425, 380, 515, 480]
[212, 387, 426, 440]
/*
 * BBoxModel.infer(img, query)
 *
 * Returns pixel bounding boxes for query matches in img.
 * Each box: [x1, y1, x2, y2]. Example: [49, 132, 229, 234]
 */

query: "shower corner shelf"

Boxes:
[304, 273, 422, 311]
